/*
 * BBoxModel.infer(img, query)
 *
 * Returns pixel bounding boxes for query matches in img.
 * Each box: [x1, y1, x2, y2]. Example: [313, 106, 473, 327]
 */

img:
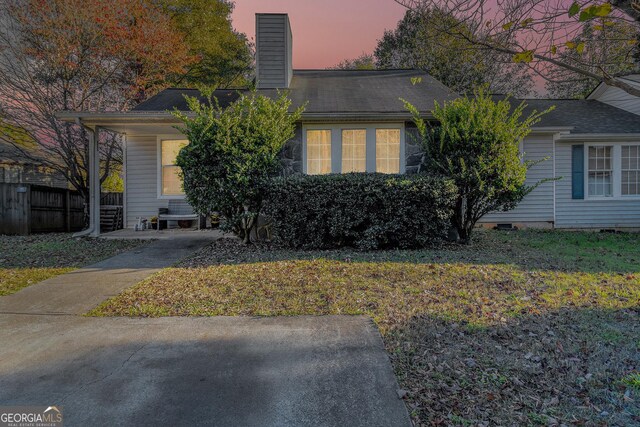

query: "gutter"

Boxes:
[529, 126, 574, 134]
[56, 110, 434, 124]
[72, 118, 98, 238]
[56, 111, 182, 124]
[556, 133, 640, 142]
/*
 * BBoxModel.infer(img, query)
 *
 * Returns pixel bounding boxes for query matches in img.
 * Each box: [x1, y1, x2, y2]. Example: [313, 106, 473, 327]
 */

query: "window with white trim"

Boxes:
[376, 129, 401, 174]
[303, 124, 404, 174]
[342, 129, 366, 173]
[160, 139, 187, 196]
[621, 145, 640, 196]
[587, 145, 612, 197]
[306, 130, 332, 175]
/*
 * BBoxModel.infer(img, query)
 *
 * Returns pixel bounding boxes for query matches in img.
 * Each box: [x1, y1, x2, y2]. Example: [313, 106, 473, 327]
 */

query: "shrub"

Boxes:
[264, 173, 457, 250]
[404, 87, 553, 243]
[174, 88, 304, 243]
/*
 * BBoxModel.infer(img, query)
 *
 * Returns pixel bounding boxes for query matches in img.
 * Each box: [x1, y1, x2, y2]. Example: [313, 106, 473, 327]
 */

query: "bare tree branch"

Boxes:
[394, 0, 640, 97]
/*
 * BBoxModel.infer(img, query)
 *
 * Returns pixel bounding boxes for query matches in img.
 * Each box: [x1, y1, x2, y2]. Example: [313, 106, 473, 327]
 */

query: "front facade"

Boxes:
[59, 13, 640, 234]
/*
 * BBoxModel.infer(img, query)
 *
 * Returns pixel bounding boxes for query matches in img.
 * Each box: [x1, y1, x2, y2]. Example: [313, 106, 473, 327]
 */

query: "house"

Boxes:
[587, 74, 640, 115]
[0, 140, 69, 188]
[57, 13, 640, 236]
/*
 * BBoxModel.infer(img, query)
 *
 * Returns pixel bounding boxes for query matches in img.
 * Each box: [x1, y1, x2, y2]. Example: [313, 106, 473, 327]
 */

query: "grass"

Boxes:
[0, 233, 146, 295]
[88, 229, 640, 426]
[622, 373, 640, 390]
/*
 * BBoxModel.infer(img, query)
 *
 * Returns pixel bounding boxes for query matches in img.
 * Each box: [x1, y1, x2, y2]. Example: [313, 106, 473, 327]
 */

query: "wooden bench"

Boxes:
[157, 200, 199, 231]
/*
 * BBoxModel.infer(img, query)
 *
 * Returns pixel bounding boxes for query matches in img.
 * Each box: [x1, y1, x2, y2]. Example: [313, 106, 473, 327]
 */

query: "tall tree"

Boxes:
[159, 0, 253, 88]
[375, 8, 535, 95]
[546, 20, 639, 98]
[395, 0, 640, 97]
[0, 0, 193, 214]
[332, 53, 376, 70]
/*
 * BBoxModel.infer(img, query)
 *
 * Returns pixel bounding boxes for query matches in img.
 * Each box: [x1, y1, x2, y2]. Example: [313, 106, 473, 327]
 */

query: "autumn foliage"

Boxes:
[12, 0, 195, 104]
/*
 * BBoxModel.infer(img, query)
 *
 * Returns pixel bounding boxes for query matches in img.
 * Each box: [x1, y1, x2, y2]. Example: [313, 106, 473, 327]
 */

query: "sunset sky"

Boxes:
[231, 0, 407, 69]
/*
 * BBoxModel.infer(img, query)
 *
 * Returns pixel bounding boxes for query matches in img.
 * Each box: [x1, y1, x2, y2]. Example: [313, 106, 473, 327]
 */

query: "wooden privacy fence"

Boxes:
[0, 183, 123, 235]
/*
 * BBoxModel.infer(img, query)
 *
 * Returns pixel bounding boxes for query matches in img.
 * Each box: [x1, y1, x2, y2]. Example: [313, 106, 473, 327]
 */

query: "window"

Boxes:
[588, 145, 612, 197]
[376, 129, 401, 174]
[622, 145, 640, 196]
[341, 129, 366, 173]
[303, 124, 404, 175]
[161, 139, 187, 196]
[306, 130, 332, 175]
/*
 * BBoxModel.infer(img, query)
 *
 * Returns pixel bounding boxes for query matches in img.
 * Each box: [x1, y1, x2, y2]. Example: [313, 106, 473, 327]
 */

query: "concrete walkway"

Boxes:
[0, 232, 217, 315]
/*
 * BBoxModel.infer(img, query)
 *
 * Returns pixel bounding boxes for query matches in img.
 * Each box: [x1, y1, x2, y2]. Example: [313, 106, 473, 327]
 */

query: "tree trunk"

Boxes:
[242, 229, 251, 245]
[453, 192, 479, 244]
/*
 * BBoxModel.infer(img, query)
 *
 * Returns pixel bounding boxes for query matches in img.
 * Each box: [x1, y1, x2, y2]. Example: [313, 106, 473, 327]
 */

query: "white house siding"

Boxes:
[125, 135, 168, 228]
[554, 142, 640, 229]
[590, 85, 640, 116]
[480, 134, 555, 226]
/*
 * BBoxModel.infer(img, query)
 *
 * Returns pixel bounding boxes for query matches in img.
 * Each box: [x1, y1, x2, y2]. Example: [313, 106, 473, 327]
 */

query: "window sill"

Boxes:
[585, 195, 640, 201]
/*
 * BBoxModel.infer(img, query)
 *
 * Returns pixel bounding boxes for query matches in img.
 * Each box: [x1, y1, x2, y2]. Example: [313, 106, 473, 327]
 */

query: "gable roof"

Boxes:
[520, 98, 640, 134]
[622, 74, 640, 84]
[133, 70, 458, 119]
[586, 74, 640, 100]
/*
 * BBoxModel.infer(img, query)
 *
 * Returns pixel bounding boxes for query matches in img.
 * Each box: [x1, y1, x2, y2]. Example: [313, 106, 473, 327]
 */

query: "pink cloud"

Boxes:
[231, 0, 407, 69]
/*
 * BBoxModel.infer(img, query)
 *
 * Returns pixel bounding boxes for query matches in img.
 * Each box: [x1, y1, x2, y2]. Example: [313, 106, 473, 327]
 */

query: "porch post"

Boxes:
[89, 126, 101, 237]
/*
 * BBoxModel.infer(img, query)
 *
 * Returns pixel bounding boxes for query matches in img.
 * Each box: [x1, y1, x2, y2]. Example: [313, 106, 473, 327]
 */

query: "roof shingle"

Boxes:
[519, 99, 640, 134]
[134, 69, 458, 117]
[133, 70, 640, 134]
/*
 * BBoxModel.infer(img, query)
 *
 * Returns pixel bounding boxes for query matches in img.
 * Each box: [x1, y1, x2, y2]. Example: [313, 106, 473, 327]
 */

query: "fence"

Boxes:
[0, 183, 122, 235]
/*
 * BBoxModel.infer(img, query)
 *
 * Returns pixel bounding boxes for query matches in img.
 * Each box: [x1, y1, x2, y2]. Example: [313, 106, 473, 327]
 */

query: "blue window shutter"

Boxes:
[572, 145, 584, 200]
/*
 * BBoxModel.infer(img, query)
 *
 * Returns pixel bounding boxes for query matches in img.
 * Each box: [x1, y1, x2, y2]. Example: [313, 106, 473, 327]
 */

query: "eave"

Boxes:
[55, 110, 434, 132]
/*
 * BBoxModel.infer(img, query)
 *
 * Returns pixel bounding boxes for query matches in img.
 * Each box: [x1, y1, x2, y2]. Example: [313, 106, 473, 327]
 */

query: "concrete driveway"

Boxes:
[0, 234, 410, 426]
[0, 315, 410, 427]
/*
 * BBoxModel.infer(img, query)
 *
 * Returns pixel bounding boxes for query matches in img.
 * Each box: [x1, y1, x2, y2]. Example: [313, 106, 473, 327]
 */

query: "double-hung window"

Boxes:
[621, 145, 640, 196]
[160, 139, 188, 197]
[585, 143, 640, 198]
[587, 146, 613, 197]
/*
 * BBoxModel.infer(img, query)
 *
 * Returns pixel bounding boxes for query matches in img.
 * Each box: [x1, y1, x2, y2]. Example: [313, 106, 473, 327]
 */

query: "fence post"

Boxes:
[26, 184, 32, 235]
[64, 189, 71, 232]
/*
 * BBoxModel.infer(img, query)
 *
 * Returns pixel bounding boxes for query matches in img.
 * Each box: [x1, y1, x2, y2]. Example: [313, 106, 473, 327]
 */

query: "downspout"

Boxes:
[73, 118, 99, 237]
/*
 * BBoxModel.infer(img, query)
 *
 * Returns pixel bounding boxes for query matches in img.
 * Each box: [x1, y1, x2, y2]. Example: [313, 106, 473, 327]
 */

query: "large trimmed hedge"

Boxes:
[264, 173, 457, 250]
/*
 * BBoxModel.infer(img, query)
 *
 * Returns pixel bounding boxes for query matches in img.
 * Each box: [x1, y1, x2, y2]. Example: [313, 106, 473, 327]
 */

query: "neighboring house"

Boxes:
[0, 141, 69, 188]
[587, 74, 640, 115]
[58, 13, 640, 235]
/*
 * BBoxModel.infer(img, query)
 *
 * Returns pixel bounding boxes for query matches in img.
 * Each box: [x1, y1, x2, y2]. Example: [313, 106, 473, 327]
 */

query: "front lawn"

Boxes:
[90, 230, 640, 426]
[0, 233, 145, 295]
